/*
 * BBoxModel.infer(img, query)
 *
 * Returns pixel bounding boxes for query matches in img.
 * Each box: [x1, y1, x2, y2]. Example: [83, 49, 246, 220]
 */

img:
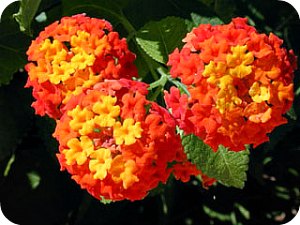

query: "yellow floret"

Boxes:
[113, 118, 143, 145]
[109, 155, 139, 189]
[68, 105, 95, 133]
[63, 136, 94, 166]
[249, 82, 270, 103]
[89, 148, 112, 180]
[226, 45, 254, 78]
[92, 96, 120, 127]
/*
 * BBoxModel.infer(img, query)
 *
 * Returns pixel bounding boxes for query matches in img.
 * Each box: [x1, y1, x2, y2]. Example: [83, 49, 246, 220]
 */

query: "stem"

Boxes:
[149, 69, 168, 90]
[148, 86, 163, 101]
[147, 67, 169, 101]
[157, 67, 191, 97]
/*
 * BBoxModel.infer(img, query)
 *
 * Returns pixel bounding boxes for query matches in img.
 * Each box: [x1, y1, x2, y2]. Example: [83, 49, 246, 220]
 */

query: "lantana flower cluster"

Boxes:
[25, 15, 296, 201]
[165, 18, 297, 151]
[53, 79, 199, 201]
[25, 14, 138, 119]
[25, 15, 201, 201]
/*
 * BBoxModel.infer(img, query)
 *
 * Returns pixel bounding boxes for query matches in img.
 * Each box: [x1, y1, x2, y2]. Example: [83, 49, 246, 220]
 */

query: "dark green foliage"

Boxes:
[13, 0, 41, 35]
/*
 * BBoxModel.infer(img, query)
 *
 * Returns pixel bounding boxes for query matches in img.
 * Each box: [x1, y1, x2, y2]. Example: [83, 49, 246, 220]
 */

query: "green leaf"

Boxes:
[100, 196, 113, 204]
[129, 41, 160, 79]
[0, 16, 31, 85]
[286, 106, 297, 120]
[186, 13, 223, 31]
[13, 0, 41, 35]
[234, 203, 250, 220]
[3, 153, 16, 177]
[182, 134, 249, 188]
[136, 16, 187, 64]
[203, 205, 232, 222]
[27, 171, 41, 189]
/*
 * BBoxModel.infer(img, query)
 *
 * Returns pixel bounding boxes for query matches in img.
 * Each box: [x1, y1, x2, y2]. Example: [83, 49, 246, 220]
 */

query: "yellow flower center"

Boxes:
[89, 148, 113, 180]
[68, 105, 95, 135]
[203, 61, 227, 85]
[216, 75, 242, 114]
[249, 82, 270, 103]
[63, 136, 94, 166]
[113, 118, 143, 145]
[93, 95, 120, 127]
[109, 155, 139, 189]
[226, 45, 254, 78]
[202, 45, 255, 114]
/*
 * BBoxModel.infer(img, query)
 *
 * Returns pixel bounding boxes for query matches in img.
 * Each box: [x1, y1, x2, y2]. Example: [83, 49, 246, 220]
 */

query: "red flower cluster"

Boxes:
[25, 15, 297, 201]
[165, 18, 297, 151]
[24, 15, 206, 201]
[53, 79, 199, 201]
[25, 14, 138, 118]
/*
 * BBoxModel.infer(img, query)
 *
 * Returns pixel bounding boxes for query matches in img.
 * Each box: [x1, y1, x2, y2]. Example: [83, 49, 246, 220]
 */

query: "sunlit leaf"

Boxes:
[182, 134, 249, 188]
[13, 0, 41, 35]
[136, 17, 187, 64]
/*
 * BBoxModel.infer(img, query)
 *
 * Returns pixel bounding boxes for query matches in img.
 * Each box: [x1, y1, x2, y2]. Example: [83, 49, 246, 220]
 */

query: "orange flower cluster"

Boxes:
[53, 79, 199, 201]
[25, 14, 138, 118]
[165, 18, 297, 151]
[24, 15, 205, 201]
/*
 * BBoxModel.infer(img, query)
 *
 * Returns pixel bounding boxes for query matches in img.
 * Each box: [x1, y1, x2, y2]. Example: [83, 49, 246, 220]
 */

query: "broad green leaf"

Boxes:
[13, 0, 41, 35]
[0, 16, 31, 85]
[182, 134, 249, 188]
[136, 16, 187, 64]
[186, 13, 223, 31]
[129, 41, 160, 79]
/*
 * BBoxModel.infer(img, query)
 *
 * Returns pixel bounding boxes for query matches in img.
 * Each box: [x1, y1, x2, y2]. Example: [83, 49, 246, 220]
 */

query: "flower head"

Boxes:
[165, 17, 297, 151]
[54, 79, 199, 201]
[25, 14, 138, 118]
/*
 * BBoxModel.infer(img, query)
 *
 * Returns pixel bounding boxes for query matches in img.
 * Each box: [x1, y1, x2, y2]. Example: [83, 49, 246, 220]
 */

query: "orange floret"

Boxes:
[25, 14, 138, 119]
[165, 17, 297, 151]
[54, 79, 199, 201]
